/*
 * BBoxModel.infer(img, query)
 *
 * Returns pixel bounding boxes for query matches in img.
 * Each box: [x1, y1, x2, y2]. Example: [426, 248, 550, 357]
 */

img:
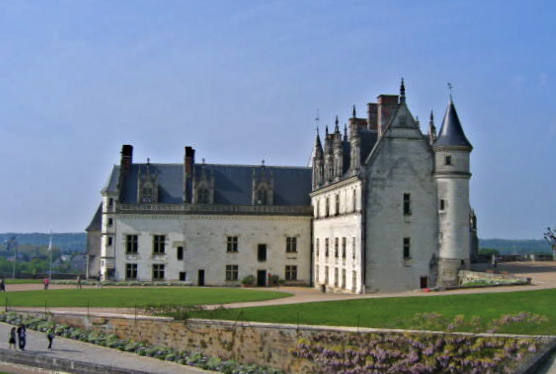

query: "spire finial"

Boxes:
[344, 124, 348, 139]
[400, 78, 406, 103]
[334, 115, 339, 132]
[429, 110, 434, 125]
[352, 105, 356, 118]
[447, 83, 453, 101]
[315, 109, 320, 126]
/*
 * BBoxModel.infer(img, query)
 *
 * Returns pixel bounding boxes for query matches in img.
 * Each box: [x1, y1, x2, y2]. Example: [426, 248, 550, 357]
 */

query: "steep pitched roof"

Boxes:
[108, 163, 311, 206]
[434, 100, 472, 149]
[85, 203, 102, 232]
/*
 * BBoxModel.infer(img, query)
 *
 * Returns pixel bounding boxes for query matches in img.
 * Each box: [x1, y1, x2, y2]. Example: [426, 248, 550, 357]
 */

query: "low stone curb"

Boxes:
[0, 348, 152, 374]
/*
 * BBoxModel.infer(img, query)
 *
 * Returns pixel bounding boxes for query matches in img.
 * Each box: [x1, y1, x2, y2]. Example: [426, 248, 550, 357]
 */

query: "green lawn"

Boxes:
[193, 288, 556, 335]
[4, 279, 43, 284]
[0, 287, 291, 308]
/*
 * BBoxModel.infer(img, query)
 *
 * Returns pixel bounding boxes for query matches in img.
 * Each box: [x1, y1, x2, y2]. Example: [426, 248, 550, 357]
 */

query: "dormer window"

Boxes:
[197, 186, 210, 204]
[252, 165, 274, 205]
[138, 161, 159, 203]
[445, 155, 452, 165]
[256, 187, 268, 205]
[142, 186, 154, 202]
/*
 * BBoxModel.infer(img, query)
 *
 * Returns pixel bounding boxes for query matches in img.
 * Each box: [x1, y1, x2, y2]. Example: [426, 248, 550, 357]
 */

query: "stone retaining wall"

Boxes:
[11, 310, 554, 374]
[458, 270, 530, 286]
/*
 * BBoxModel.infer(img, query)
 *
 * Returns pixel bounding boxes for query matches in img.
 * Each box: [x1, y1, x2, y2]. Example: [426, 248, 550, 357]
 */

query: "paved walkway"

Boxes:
[1, 261, 556, 373]
[0, 321, 215, 374]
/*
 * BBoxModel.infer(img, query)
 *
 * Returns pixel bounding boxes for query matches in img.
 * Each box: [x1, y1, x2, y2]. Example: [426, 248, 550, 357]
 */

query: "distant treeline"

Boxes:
[479, 239, 551, 255]
[0, 233, 86, 252]
[0, 233, 551, 255]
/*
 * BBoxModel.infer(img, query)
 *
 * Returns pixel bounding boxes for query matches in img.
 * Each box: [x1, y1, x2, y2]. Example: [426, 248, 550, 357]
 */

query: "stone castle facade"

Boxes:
[87, 82, 478, 293]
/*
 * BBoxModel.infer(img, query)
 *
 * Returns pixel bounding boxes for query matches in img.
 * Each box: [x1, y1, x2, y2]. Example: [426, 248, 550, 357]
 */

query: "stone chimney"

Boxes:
[367, 103, 378, 131]
[118, 144, 133, 202]
[184, 146, 195, 203]
[377, 95, 399, 136]
[120, 145, 133, 173]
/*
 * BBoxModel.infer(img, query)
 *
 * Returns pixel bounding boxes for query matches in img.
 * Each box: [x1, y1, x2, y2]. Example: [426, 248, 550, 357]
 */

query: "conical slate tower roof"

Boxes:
[434, 100, 472, 149]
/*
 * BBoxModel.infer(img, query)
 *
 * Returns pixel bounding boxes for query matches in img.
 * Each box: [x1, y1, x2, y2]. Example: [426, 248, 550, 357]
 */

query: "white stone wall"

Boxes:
[312, 179, 364, 293]
[365, 128, 438, 292]
[108, 214, 311, 286]
[436, 177, 471, 262]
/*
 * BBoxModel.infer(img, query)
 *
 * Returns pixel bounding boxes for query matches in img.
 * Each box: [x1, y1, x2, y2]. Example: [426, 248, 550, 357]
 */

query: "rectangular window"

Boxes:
[325, 266, 329, 283]
[285, 265, 297, 281]
[152, 264, 165, 280]
[177, 246, 184, 260]
[335, 194, 340, 216]
[125, 235, 138, 254]
[445, 155, 452, 165]
[334, 268, 339, 287]
[107, 236, 113, 246]
[334, 238, 339, 258]
[179, 271, 187, 281]
[342, 237, 346, 259]
[352, 190, 357, 212]
[286, 237, 297, 253]
[325, 238, 329, 257]
[403, 193, 411, 215]
[226, 265, 239, 281]
[439, 199, 446, 211]
[125, 264, 137, 280]
[403, 237, 411, 259]
[107, 218, 113, 227]
[325, 197, 330, 217]
[227, 236, 238, 253]
[258, 244, 267, 262]
[316, 265, 319, 283]
[341, 269, 346, 288]
[316, 238, 320, 257]
[352, 237, 356, 259]
[153, 235, 166, 254]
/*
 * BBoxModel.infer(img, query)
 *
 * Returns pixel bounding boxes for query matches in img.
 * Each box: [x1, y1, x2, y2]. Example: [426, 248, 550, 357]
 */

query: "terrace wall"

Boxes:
[11, 310, 556, 374]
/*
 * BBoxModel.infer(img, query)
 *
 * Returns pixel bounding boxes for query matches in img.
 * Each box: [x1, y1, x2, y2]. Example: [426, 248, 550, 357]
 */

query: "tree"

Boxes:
[543, 227, 556, 260]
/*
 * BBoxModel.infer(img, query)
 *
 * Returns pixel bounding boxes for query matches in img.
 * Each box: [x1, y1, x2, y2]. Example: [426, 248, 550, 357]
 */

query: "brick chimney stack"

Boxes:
[184, 146, 195, 203]
[120, 145, 133, 173]
[367, 103, 378, 131]
[377, 95, 399, 136]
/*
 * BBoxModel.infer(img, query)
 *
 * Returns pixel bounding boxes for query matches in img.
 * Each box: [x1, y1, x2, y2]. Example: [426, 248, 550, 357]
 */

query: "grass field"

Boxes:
[192, 288, 556, 335]
[4, 279, 43, 284]
[0, 287, 291, 308]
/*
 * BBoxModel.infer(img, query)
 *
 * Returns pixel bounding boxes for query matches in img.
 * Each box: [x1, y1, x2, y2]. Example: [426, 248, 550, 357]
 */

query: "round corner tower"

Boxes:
[433, 100, 473, 287]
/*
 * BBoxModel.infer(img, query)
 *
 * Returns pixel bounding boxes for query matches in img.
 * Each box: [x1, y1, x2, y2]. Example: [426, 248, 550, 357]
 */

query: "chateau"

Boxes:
[87, 82, 478, 293]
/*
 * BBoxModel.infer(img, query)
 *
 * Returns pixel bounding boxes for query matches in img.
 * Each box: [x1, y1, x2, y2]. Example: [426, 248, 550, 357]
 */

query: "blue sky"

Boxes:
[0, 1, 554, 239]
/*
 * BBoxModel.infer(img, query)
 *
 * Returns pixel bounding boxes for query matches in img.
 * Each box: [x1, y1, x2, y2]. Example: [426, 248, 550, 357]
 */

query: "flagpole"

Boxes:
[48, 231, 53, 281]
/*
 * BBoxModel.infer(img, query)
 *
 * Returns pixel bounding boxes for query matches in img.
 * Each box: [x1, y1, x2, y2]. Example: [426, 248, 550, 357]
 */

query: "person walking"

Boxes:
[8, 327, 16, 350]
[77, 275, 82, 289]
[43, 277, 49, 290]
[47, 328, 55, 350]
[0, 277, 5, 292]
[17, 324, 26, 351]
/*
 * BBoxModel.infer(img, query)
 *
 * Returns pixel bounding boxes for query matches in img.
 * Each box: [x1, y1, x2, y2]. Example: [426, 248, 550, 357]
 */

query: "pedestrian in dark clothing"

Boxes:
[47, 328, 55, 350]
[0, 277, 5, 292]
[17, 324, 26, 351]
[8, 327, 16, 350]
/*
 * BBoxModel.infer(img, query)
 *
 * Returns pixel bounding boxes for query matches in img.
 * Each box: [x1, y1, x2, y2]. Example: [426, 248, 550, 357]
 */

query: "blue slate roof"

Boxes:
[110, 163, 312, 206]
[434, 100, 472, 149]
